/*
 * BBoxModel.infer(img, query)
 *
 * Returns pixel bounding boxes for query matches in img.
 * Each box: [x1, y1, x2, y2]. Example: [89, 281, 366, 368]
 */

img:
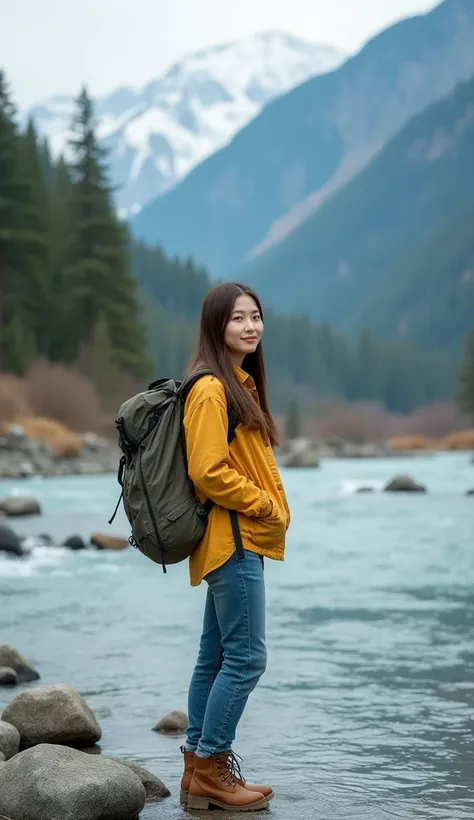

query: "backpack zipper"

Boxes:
[137, 446, 167, 574]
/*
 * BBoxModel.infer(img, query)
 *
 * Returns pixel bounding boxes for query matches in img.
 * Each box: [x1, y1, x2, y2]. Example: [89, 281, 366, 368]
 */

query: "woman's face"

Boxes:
[224, 294, 263, 365]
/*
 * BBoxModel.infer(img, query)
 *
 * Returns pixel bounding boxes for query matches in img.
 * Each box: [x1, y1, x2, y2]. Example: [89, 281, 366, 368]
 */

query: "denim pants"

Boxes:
[186, 550, 267, 758]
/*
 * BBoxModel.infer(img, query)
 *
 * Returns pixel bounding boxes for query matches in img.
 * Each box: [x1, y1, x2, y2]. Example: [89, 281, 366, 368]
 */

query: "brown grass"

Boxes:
[20, 417, 83, 459]
[387, 435, 440, 451]
[442, 430, 474, 451]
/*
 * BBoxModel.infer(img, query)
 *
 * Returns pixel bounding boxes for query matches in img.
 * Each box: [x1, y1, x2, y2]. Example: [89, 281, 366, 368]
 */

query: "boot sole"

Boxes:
[187, 793, 269, 811]
[181, 789, 274, 804]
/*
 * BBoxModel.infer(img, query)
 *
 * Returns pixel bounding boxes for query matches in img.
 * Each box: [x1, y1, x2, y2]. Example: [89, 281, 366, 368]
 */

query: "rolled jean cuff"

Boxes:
[195, 747, 212, 759]
[186, 741, 198, 752]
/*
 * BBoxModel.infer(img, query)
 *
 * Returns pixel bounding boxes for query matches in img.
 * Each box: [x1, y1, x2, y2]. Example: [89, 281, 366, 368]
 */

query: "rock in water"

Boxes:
[63, 535, 87, 551]
[0, 668, 18, 687]
[0, 721, 20, 760]
[153, 710, 188, 735]
[90, 533, 128, 550]
[0, 526, 25, 557]
[109, 758, 170, 801]
[0, 744, 146, 820]
[384, 475, 426, 493]
[2, 685, 101, 748]
[0, 646, 40, 683]
[0, 751, 5, 762]
[0, 497, 42, 517]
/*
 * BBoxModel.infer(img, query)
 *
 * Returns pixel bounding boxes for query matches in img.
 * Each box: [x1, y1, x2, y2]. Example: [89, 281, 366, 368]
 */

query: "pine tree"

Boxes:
[0, 71, 43, 373]
[284, 397, 301, 440]
[457, 327, 474, 418]
[47, 156, 77, 362]
[67, 87, 151, 378]
[20, 119, 52, 357]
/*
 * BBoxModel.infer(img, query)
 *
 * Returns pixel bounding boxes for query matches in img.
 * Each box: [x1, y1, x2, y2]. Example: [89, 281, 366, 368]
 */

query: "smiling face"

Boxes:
[224, 293, 264, 366]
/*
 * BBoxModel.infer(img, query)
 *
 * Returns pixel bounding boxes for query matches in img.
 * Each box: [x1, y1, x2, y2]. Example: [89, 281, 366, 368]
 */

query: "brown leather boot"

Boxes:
[223, 750, 274, 801]
[180, 748, 274, 804]
[179, 746, 195, 804]
[188, 752, 269, 811]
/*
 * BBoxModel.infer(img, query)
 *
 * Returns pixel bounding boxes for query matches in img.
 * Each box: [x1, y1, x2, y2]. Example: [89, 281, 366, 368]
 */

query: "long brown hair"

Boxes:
[187, 282, 278, 446]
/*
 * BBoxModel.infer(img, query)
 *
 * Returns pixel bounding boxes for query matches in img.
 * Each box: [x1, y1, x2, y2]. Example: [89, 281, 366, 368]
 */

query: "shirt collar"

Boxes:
[233, 365, 255, 388]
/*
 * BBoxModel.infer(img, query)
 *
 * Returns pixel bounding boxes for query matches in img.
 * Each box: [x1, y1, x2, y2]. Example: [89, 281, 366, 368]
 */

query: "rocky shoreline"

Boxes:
[0, 645, 174, 820]
[276, 436, 398, 467]
[0, 425, 119, 479]
[1, 425, 472, 479]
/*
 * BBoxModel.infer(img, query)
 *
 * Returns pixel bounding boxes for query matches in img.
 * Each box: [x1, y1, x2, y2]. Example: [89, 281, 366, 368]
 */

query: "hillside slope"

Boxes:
[132, 0, 474, 276]
[245, 75, 474, 344]
[356, 198, 474, 352]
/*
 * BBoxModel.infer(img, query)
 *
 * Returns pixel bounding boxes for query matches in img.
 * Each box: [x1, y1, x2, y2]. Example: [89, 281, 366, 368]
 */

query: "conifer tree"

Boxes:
[20, 119, 52, 357]
[0, 72, 43, 372]
[457, 327, 474, 418]
[67, 86, 150, 378]
[285, 397, 301, 440]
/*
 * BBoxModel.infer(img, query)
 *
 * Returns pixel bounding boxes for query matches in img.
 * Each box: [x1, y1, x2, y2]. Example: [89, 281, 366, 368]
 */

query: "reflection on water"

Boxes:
[1, 454, 473, 819]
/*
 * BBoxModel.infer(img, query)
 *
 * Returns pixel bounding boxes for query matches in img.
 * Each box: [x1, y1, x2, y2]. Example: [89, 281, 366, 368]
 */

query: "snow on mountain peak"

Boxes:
[28, 31, 345, 216]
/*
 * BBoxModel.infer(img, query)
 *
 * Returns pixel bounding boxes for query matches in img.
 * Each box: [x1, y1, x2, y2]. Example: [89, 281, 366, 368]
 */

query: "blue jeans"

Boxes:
[186, 550, 267, 758]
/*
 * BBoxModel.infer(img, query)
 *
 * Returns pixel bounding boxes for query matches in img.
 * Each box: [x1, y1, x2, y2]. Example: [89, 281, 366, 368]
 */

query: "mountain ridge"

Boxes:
[245, 74, 474, 351]
[28, 32, 344, 216]
[131, 0, 474, 277]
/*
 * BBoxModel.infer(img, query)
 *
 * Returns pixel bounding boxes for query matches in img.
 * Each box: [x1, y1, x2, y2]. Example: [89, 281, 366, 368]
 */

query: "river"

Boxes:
[1, 452, 473, 819]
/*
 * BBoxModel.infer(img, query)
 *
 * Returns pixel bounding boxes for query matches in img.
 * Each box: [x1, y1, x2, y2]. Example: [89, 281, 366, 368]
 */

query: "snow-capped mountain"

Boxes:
[28, 32, 345, 216]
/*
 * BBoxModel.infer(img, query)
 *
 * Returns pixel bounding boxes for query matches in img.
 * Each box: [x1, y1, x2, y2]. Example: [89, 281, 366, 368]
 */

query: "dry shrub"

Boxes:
[0, 373, 32, 430]
[49, 431, 83, 458]
[398, 402, 469, 438]
[307, 402, 394, 443]
[442, 430, 474, 451]
[388, 435, 439, 451]
[21, 417, 83, 459]
[303, 400, 469, 444]
[25, 359, 103, 432]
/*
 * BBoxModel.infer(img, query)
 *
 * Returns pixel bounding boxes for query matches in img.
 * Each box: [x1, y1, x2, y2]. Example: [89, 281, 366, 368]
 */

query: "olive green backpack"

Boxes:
[109, 370, 242, 572]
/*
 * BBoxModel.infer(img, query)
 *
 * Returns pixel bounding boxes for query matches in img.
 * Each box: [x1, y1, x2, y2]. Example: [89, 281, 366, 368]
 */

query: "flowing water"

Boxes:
[1, 453, 473, 819]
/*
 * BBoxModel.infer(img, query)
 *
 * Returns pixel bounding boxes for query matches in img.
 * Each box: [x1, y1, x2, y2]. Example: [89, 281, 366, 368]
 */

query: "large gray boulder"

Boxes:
[0, 526, 25, 557]
[0, 646, 39, 683]
[0, 744, 146, 820]
[2, 684, 101, 748]
[109, 757, 170, 801]
[384, 475, 427, 493]
[0, 721, 20, 760]
[0, 496, 42, 517]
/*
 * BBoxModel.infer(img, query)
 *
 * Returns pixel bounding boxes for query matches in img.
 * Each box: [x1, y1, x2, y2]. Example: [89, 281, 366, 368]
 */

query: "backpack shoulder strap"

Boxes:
[180, 369, 239, 444]
[178, 368, 215, 397]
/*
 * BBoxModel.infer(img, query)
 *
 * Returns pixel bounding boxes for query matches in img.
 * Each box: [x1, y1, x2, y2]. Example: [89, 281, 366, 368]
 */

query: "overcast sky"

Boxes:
[1, 0, 438, 109]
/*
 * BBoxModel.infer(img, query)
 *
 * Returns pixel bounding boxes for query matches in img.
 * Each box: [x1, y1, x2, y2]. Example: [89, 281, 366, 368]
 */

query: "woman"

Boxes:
[180, 282, 290, 812]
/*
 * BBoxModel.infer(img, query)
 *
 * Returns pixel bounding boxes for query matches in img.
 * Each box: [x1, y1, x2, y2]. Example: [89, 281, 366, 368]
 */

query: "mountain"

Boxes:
[356, 198, 474, 352]
[28, 32, 344, 216]
[131, 0, 474, 277]
[245, 74, 474, 350]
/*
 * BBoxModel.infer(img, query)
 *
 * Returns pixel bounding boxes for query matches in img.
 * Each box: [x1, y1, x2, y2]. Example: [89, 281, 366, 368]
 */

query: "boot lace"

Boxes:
[217, 751, 245, 787]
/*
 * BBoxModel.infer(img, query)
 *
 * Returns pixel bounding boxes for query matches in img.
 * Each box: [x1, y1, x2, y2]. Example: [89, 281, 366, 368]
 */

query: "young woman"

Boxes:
[180, 282, 291, 812]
